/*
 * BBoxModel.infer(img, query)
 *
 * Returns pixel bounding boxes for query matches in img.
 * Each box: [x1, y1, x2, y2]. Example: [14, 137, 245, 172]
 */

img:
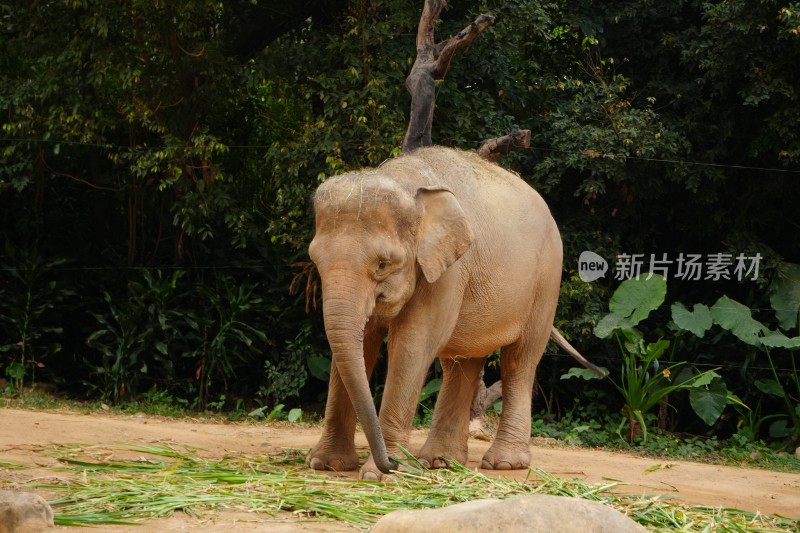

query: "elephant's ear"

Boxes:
[415, 186, 474, 283]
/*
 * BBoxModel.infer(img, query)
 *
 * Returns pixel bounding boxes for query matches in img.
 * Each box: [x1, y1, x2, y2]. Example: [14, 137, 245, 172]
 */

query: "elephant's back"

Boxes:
[406, 147, 558, 248]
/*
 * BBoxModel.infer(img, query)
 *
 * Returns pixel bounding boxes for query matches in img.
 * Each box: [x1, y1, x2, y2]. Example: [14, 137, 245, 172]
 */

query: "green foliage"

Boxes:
[594, 274, 666, 337]
[665, 277, 800, 445]
[670, 303, 713, 338]
[577, 265, 800, 446]
[248, 404, 303, 423]
[770, 263, 800, 331]
[0, 241, 71, 390]
[85, 269, 271, 408]
[532, 402, 799, 472]
[85, 270, 190, 403]
[259, 327, 311, 406]
[709, 296, 769, 346]
[190, 274, 269, 409]
[415, 375, 444, 427]
[576, 275, 740, 442]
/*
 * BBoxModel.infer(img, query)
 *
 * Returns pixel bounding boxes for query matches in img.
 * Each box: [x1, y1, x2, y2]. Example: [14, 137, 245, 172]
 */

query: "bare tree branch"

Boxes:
[477, 129, 532, 162]
[470, 373, 502, 420]
[402, 1, 495, 153]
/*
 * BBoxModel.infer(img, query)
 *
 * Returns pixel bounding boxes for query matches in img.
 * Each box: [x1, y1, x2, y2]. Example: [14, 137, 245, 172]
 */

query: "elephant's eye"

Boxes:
[378, 261, 389, 270]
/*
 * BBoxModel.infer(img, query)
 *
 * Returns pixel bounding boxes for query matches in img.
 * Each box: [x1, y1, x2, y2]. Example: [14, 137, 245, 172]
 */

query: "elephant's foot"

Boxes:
[480, 444, 530, 470]
[417, 442, 468, 470]
[305, 442, 359, 472]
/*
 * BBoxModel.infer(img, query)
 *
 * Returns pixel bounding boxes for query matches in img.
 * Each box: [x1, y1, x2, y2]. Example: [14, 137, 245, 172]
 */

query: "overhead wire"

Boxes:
[3, 136, 800, 175]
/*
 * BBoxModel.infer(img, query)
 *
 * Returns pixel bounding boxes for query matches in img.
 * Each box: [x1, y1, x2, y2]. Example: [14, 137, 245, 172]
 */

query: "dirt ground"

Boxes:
[1, 407, 799, 531]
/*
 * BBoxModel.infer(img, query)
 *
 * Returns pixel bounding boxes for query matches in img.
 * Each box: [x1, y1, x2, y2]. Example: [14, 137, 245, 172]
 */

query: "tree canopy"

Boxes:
[1, 0, 799, 440]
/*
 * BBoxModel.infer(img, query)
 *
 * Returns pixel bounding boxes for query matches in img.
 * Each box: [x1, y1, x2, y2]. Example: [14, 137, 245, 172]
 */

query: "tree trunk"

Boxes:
[402, 0, 494, 153]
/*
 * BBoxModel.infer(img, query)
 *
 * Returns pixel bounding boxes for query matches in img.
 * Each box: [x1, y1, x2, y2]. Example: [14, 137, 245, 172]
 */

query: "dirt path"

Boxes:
[1, 407, 799, 531]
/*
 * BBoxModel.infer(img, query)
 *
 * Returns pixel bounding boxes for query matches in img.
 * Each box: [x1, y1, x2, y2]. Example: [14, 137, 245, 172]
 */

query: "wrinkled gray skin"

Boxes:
[306, 147, 563, 480]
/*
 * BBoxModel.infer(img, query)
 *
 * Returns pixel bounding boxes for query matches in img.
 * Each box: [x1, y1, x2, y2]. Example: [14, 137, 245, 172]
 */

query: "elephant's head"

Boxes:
[309, 173, 474, 473]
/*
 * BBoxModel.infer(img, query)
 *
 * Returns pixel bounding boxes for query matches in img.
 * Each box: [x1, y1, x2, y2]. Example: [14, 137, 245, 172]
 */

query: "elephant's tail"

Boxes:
[550, 327, 607, 378]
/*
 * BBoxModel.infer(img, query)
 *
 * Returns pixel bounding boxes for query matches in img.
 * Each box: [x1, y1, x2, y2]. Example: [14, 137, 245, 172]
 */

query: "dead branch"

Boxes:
[289, 261, 320, 314]
[477, 129, 531, 162]
[402, 0, 495, 153]
[470, 373, 502, 420]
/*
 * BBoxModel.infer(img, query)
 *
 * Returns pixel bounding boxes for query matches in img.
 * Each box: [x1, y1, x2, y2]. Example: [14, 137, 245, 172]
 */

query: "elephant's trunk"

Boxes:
[321, 271, 397, 474]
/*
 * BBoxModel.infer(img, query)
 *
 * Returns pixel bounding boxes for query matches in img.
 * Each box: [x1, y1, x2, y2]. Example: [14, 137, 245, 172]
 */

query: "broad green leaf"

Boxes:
[594, 313, 633, 339]
[645, 339, 670, 360]
[6, 362, 26, 380]
[671, 302, 712, 337]
[560, 367, 604, 381]
[609, 274, 667, 326]
[691, 370, 721, 388]
[287, 408, 303, 423]
[419, 378, 442, 402]
[267, 404, 285, 420]
[689, 377, 728, 425]
[754, 378, 786, 398]
[760, 332, 800, 349]
[307, 355, 331, 382]
[769, 263, 800, 331]
[247, 406, 267, 418]
[619, 327, 644, 347]
[768, 419, 794, 439]
[710, 296, 768, 346]
[670, 365, 695, 387]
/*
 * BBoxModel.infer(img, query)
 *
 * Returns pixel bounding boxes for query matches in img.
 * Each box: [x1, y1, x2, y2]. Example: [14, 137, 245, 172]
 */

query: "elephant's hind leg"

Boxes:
[480, 321, 550, 470]
[418, 356, 485, 468]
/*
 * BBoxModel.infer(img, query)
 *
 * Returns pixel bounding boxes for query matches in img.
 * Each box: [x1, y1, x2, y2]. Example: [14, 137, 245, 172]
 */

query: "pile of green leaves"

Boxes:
[20, 444, 797, 531]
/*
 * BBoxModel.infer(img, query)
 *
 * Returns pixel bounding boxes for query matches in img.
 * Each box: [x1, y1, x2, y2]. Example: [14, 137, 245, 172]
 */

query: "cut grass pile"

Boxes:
[10, 444, 799, 531]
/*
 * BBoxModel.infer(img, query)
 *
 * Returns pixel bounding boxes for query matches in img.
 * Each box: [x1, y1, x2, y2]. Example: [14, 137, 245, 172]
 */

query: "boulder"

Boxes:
[0, 491, 55, 533]
[372, 494, 646, 533]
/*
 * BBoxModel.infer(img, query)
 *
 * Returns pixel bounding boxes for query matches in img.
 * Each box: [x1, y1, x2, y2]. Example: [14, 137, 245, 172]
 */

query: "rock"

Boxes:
[372, 494, 646, 533]
[0, 491, 55, 533]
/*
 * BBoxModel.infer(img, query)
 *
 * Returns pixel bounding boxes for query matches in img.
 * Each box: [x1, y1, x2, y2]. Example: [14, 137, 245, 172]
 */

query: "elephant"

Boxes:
[305, 146, 583, 480]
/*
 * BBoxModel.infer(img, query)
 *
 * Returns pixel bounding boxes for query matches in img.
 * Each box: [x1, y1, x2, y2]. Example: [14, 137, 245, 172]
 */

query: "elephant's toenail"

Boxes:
[362, 471, 379, 481]
[309, 458, 324, 470]
[432, 456, 450, 468]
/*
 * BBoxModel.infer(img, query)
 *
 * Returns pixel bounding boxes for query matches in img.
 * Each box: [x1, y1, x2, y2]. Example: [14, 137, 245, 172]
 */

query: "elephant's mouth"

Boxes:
[373, 295, 403, 319]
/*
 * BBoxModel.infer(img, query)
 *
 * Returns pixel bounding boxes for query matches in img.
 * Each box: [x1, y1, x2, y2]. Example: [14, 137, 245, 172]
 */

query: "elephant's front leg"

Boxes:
[359, 338, 436, 480]
[306, 326, 384, 472]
